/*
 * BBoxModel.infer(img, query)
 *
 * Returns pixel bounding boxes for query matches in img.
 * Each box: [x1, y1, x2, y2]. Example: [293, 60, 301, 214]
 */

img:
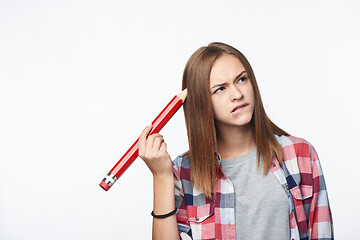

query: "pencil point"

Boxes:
[177, 88, 188, 101]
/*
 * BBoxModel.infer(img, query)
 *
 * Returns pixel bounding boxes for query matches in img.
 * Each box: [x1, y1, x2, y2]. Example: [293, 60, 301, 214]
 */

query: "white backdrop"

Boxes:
[1, 0, 359, 239]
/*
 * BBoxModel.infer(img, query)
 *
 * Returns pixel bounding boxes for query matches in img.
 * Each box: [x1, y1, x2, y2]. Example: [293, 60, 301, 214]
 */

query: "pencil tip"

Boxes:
[177, 88, 188, 101]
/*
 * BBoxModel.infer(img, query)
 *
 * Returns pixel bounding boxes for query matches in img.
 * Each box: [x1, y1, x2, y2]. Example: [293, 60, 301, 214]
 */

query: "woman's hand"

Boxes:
[139, 124, 180, 240]
[138, 124, 173, 178]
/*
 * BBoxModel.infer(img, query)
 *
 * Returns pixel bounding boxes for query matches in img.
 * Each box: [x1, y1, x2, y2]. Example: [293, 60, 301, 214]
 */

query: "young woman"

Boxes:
[138, 42, 333, 240]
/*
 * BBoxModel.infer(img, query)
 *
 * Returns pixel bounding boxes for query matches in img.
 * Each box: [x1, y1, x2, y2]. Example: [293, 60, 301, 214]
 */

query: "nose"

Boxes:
[229, 84, 243, 101]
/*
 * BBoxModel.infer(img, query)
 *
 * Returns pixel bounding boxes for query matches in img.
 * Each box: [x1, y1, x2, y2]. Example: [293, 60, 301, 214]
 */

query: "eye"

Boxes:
[214, 86, 225, 94]
[236, 76, 247, 84]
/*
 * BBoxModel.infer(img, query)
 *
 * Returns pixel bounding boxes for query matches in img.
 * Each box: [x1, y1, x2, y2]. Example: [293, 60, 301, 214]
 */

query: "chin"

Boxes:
[235, 114, 253, 125]
[235, 119, 252, 127]
[217, 118, 252, 129]
[215, 112, 254, 127]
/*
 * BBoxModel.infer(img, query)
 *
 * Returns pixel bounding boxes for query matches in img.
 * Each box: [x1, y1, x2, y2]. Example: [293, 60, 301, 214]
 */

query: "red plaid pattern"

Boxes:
[173, 134, 333, 240]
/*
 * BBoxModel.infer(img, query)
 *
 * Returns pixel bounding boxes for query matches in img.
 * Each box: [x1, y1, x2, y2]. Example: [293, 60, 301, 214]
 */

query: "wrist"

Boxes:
[153, 172, 174, 182]
[152, 172, 175, 217]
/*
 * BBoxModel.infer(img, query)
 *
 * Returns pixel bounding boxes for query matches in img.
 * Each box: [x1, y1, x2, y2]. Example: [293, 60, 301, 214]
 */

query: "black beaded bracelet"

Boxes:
[151, 208, 177, 219]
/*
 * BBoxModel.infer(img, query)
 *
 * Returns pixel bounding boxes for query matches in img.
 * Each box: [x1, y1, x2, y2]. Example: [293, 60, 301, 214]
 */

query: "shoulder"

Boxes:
[173, 151, 190, 169]
[274, 134, 321, 181]
[274, 134, 318, 160]
[172, 151, 191, 181]
[274, 134, 311, 148]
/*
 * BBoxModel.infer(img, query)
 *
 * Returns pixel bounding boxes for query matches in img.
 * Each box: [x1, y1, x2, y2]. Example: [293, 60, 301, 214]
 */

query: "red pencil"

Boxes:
[99, 89, 188, 191]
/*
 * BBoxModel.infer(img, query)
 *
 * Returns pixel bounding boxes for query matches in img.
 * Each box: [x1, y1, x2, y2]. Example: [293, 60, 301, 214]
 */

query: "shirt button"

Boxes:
[286, 185, 289, 190]
[195, 216, 199, 221]
[272, 162, 276, 167]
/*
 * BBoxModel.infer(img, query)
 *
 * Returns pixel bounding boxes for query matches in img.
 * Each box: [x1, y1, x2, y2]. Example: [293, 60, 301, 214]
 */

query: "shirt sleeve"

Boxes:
[173, 156, 192, 240]
[307, 144, 334, 239]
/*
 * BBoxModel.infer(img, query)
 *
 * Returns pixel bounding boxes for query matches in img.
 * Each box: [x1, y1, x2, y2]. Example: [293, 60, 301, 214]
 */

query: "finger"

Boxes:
[146, 136, 163, 154]
[159, 141, 167, 153]
[139, 124, 152, 156]
[152, 135, 164, 150]
[147, 133, 163, 140]
[146, 133, 163, 147]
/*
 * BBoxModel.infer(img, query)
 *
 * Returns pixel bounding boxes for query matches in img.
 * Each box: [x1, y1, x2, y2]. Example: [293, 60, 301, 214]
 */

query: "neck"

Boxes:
[216, 123, 256, 160]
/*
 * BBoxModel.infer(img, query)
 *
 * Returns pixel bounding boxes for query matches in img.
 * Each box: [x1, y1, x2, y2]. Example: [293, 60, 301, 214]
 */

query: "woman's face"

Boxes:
[209, 54, 255, 130]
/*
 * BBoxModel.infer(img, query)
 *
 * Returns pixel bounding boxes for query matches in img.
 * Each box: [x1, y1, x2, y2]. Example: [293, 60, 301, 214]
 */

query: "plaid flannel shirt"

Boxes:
[173, 134, 333, 240]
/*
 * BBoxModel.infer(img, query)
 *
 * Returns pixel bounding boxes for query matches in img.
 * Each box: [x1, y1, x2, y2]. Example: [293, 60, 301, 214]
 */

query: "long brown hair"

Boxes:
[182, 42, 290, 198]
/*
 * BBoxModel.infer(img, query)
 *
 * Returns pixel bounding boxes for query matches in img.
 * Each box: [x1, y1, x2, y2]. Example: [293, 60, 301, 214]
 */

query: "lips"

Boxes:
[231, 103, 249, 113]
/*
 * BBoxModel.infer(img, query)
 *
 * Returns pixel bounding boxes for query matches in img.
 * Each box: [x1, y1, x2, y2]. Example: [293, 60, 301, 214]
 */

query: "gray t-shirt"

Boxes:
[220, 147, 290, 240]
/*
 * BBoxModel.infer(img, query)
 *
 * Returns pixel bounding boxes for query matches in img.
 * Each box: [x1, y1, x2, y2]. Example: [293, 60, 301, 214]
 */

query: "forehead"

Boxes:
[210, 54, 245, 84]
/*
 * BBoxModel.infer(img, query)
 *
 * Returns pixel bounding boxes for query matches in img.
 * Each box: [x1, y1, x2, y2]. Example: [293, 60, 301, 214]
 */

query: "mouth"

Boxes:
[231, 103, 249, 113]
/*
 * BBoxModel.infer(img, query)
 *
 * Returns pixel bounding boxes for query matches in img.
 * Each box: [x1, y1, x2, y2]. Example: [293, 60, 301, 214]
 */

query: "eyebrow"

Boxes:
[210, 71, 247, 89]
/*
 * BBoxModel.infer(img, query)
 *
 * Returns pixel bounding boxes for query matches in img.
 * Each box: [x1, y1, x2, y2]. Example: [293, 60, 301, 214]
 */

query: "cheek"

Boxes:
[212, 103, 221, 116]
[211, 100, 223, 118]
[246, 86, 255, 102]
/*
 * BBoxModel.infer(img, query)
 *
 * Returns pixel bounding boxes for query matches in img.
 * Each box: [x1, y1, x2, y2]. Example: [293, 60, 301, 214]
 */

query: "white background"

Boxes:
[0, 0, 359, 239]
